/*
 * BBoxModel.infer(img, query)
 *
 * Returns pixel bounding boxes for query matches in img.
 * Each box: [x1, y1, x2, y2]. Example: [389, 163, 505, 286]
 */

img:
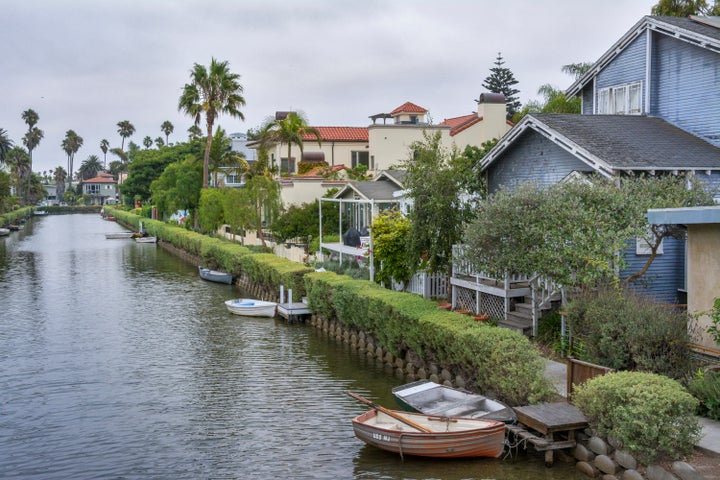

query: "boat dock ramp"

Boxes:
[276, 285, 311, 323]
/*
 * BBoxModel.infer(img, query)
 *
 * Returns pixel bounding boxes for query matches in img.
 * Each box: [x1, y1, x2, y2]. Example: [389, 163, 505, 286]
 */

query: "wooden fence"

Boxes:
[566, 357, 615, 400]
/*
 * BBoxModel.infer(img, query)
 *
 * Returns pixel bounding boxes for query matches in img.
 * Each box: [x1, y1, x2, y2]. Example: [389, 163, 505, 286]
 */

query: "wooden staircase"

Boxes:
[499, 290, 562, 336]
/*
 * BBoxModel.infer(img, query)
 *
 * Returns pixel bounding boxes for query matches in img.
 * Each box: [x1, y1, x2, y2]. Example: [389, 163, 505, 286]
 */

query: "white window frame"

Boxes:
[597, 81, 642, 115]
[636, 236, 663, 255]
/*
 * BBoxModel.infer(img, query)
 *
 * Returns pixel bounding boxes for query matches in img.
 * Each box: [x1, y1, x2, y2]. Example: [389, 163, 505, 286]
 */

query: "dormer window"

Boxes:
[597, 82, 642, 115]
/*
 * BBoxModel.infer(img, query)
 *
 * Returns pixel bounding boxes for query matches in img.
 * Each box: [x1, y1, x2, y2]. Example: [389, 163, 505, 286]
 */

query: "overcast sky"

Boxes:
[1, 0, 658, 174]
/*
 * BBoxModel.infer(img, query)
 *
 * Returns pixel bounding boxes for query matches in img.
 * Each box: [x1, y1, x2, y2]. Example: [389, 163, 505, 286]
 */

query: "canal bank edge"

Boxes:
[109, 207, 717, 478]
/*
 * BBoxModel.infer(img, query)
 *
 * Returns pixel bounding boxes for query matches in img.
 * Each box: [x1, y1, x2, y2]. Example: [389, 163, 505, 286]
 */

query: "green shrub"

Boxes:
[688, 368, 720, 420]
[304, 271, 555, 405]
[574, 371, 701, 464]
[565, 288, 692, 379]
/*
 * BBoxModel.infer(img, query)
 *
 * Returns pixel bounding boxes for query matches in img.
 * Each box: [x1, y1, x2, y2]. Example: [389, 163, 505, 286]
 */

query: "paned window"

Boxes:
[351, 151, 370, 169]
[597, 82, 642, 115]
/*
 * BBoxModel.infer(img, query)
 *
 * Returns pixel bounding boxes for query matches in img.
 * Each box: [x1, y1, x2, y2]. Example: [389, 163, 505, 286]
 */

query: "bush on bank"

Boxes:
[573, 371, 701, 464]
[304, 270, 555, 406]
[108, 208, 312, 296]
[0, 206, 35, 225]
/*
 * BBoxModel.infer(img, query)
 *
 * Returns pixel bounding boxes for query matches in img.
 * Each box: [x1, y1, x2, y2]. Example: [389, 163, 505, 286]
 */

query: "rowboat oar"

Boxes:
[346, 391, 432, 433]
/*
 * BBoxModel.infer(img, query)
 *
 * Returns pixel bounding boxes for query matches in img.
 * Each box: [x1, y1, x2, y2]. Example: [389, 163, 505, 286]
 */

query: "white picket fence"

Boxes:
[392, 270, 448, 299]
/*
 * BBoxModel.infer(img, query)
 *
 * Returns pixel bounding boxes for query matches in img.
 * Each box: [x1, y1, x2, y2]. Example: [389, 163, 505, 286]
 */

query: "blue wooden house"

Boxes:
[458, 15, 720, 334]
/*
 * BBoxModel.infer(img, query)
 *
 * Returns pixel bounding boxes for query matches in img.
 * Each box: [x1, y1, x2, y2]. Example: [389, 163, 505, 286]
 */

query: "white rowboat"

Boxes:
[224, 299, 277, 317]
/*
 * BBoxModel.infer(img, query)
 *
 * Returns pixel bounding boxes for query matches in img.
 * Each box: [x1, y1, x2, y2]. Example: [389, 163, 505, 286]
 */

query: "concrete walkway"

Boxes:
[543, 359, 720, 457]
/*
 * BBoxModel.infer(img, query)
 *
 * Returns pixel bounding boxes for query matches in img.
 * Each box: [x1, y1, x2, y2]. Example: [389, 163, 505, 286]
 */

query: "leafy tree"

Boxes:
[402, 131, 473, 275]
[371, 210, 412, 288]
[256, 111, 321, 174]
[61, 129, 83, 189]
[161, 120, 174, 145]
[0, 127, 13, 165]
[78, 155, 103, 180]
[21, 109, 43, 205]
[100, 138, 110, 167]
[270, 199, 339, 243]
[482, 52, 521, 118]
[150, 155, 202, 217]
[107, 160, 125, 180]
[178, 57, 246, 189]
[117, 120, 135, 151]
[651, 0, 720, 15]
[198, 188, 226, 233]
[143, 136, 153, 149]
[0, 170, 11, 212]
[462, 175, 715, 288]
[208, 127, 248, 186]
[243, 173, 281, 240]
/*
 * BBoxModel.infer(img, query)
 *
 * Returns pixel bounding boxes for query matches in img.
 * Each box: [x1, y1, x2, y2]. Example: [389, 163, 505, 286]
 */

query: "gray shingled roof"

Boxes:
[655, 15, 720, 43]
[532, 114, 720, 171]
[335, 180, 399, 201]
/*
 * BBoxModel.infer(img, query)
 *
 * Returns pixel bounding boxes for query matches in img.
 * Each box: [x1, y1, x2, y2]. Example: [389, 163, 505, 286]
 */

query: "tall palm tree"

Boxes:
[257, 112, 322, 175]
[155, 137, 165, 148]
[100, 139, 110, 167]
[61, 130, 83, 189]
[161, 120, 174, 145]
[6, 146, 29, 200]
[178, 58, 246, 189]
[143, 136, 153, 149]
[21, 109, 43, 205]
[117, 120, 135, 151]
[79, 155, 103, 180]
[0, 128, 13, 165]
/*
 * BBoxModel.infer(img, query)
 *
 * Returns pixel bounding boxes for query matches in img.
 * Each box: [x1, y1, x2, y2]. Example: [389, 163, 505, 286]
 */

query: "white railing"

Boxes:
[528, 274, 562, 336]
[392, 270, 448, 299]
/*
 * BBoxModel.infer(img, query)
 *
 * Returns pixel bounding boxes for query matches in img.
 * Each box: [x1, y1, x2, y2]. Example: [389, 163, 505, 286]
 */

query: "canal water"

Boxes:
[0, 214, 582, 479]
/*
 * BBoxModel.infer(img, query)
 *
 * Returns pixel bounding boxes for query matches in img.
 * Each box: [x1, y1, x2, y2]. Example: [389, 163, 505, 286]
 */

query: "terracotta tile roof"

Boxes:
[440, 114, 481, 136]
[82, 173, 116, 184]
[302, 126, 368, 142]
[390, 102, 428, 115]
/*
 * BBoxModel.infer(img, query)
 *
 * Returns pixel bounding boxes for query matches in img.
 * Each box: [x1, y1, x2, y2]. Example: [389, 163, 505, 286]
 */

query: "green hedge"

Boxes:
[0, 206, 35, 225]
[304, 271, 554, 406]
[108, 208, 312, 296]
[573, 371, 701, 464]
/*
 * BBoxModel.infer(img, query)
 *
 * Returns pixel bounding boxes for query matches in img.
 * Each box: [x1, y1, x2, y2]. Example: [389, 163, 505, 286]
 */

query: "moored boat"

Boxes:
[105, 232, 135, 239]
[224, 298, 277, 317]
[348, 391, 506, 458]
[199, 266, 233, 284]
[134, 235, 157, 243]
[392, 380, 516, 424]
[0, 227, 9, 236]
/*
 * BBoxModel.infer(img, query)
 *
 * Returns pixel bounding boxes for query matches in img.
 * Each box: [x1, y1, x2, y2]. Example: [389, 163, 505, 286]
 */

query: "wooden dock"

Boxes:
[276, 302, 311, 322]
[508, 402, 588, 466]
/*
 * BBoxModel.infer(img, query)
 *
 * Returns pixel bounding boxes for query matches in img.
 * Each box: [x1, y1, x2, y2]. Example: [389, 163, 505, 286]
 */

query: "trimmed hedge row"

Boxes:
[1, 206, 35, 225]
[304, 271, 555, 406]
[109, 208, 313, 296]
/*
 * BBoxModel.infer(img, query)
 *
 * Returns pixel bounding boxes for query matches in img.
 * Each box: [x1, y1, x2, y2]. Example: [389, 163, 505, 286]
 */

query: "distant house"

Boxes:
[81, 173, 118, 205]
[463, 15, 720, 334]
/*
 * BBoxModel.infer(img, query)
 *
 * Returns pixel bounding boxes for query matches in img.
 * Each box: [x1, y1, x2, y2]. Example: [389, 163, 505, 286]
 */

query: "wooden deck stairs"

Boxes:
[498, 292, 562, 336]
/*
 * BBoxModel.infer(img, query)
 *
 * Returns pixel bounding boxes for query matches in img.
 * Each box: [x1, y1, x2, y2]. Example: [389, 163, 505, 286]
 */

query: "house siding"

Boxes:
[621, 236, 686, 304]
[486, 131, 593, 193]
[595, 33, 647, 111]
[581, 86, 594, 115]
[651, 33, 720, 147]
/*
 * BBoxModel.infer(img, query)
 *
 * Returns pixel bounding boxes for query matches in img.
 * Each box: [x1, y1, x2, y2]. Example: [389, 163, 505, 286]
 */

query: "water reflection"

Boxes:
[0, 214, 582, 479]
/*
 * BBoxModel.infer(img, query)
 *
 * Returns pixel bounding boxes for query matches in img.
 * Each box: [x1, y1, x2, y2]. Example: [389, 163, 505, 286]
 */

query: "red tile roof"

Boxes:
[440, 113, 481, 136]
[83, 173, 116, 184]
[302, 126, 368, 142]
[390, 102, 428, 115]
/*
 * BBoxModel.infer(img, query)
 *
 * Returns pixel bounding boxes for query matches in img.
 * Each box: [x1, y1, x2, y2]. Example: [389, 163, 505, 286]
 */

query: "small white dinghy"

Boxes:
[224, 299, 277, 318]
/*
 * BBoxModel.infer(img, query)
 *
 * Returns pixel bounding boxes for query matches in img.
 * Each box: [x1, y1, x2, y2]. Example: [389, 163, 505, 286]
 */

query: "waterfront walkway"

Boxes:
[543, 359, 720, 457]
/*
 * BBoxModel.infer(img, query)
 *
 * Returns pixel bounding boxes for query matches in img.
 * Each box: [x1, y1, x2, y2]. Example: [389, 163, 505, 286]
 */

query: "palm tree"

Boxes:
[257, 111, 322, 175]
[79, 155, 103, 180]
[117, 120, 135, 151]
[161, 120, 174, 145]
[61, 130, 83, 189]
[155, 137, 164, 148]
[6, 146, 29, 200]
[100, 139, 110, 167]
[21, 109, 43, 205]
[178, 58, 246, 189]
[143, 136, 153, 149]
[0, 128, 13, 165]
[53, 166, 67, 203]
[187, 125, 202, 141]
